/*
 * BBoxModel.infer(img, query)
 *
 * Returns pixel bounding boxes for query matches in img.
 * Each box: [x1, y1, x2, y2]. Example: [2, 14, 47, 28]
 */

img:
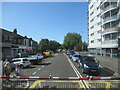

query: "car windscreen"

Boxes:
[82, 56, 98, 63]
[74, 55, 79, 57]
[12, 60, 21, 62]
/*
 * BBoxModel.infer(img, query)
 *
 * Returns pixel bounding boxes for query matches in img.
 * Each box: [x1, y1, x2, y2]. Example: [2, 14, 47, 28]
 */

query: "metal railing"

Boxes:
[102, 40, 118, 44]
[103, 4, 117, 12]
[102, 26, 118, 33]
[103, 15, 117, 23]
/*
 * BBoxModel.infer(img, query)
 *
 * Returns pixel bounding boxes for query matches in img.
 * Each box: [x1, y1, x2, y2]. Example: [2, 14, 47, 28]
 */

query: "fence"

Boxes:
[0, 76, 120, 89]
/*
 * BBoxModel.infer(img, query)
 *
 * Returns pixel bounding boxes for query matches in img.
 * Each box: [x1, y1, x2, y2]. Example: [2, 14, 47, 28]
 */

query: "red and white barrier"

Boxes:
[0, 76, 120, 80]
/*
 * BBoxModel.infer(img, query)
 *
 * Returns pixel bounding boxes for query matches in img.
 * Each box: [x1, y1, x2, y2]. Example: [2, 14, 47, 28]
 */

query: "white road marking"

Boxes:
[32, 72, 36, 75]
[38, 68, 41, 71]
[25, 79, 29, 88]
[65, 53, 89, 89]
[42, 65, 44, 67]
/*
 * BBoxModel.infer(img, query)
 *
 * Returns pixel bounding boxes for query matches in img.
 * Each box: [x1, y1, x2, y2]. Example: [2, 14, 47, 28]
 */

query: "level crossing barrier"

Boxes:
[0, 76, 120, 89]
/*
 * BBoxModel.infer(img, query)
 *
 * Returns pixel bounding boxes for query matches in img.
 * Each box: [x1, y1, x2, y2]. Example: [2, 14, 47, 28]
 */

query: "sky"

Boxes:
[2, 2, 88, 44]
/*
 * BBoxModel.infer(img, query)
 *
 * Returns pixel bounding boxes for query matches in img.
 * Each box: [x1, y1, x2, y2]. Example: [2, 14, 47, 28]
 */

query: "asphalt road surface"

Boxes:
[6, 52, 120, 89]
[21, 52, 117, 77]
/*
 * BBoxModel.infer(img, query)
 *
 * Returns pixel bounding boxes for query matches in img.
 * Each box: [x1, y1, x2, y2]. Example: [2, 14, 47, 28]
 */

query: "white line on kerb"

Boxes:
[64, 53, 89, 89]
[32, 72, 36, 75]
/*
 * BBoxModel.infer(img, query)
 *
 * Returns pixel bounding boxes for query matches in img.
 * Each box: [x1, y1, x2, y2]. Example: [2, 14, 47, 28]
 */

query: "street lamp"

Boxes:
[80, 31, 83, 52]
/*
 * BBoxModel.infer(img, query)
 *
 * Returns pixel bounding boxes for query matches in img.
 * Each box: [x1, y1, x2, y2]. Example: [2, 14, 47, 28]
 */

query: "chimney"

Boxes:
[13, 28, 17, 34]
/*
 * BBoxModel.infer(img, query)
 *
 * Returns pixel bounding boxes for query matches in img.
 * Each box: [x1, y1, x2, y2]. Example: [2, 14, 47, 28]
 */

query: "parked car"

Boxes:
[68, 50, 75, 59]
[12, 58, 31, 68]
[43, 52, 52, 57]
[71, 54, 80, 62]
[27, 55, 44, 64]
[78, 54, 102, 75]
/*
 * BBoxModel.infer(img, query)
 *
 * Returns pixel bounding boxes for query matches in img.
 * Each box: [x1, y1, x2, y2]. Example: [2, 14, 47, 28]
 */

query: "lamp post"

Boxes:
[80, 31, 83, 52]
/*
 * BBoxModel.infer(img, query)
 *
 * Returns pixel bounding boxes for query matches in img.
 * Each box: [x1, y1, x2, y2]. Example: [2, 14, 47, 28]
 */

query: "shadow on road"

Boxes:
[34, 63, 51, 65]
[86, 67, 115, 77]
[23, 66, 36, 69]
[99, 67, 115, 77]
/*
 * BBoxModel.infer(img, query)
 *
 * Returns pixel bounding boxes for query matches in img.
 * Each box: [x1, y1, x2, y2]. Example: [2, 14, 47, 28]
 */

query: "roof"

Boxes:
[0, 28, 24, 38]
[79, 54, 94, 57]
[12, 58, 27, 60]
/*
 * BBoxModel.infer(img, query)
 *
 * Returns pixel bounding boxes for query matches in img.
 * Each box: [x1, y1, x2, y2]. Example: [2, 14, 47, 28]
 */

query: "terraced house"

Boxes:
[0, 28, 38, 60]
[88, 0, 120, 58]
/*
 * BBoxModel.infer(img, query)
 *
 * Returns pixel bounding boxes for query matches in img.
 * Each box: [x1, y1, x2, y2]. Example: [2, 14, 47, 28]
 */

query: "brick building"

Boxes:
[0, 28, 38, 60]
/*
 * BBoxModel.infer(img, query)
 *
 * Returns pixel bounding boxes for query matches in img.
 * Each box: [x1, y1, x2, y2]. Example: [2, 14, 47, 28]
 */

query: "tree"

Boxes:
[38, 39, 61, 53]
[49, 40, 61, 52]
[63, 33, 82, 50]
[83, 41, 88, 51]
[39, 39, 49, 52]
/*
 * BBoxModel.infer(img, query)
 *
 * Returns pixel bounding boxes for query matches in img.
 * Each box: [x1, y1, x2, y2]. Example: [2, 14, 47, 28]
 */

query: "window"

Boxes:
[90, 26, 94, 29]
[90, 18, 94, 22]
[97, 13, 101, 17]
[90, 5, 93, 9]
[97, 39, 101, 42]
[112, 33, 117, 40]
[90, 11, 94, 16]
[97, 6, 100, 10]
[97, 30, 101, 34]
[97, 22, 101, 26]
[91, 33, 94, 36]
[91, 40, 94, 43]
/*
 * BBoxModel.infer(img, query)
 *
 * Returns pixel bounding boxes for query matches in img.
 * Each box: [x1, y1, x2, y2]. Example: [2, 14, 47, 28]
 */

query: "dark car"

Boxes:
[78, 54, 102, 75]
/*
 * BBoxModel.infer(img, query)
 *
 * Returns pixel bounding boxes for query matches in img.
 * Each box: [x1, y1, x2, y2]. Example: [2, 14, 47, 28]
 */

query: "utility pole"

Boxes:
[81, 31, 83, 52]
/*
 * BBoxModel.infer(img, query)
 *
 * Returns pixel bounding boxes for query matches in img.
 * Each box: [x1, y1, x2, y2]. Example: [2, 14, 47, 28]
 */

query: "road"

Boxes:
[7, 52, 120, 89]
[21, 52, 116, 77]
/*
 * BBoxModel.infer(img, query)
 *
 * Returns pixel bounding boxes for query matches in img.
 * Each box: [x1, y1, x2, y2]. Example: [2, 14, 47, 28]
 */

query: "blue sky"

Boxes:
[2, 2, 88, 44]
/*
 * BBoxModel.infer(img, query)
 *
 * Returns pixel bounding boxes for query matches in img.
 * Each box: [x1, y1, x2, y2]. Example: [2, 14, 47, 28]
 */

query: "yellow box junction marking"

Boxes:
[29, 80, 83, 89]
[86, 81, 120, 89]
[29, 80, 120, 89]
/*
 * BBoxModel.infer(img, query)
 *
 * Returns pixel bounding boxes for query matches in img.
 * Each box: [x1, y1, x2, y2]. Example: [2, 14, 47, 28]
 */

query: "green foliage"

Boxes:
[83, 41, 88, 51]
[49, 40, 61, 52]
[39, 39, 49, 52]
[38, 39, 61, 53]
[63, 33, 82, 50]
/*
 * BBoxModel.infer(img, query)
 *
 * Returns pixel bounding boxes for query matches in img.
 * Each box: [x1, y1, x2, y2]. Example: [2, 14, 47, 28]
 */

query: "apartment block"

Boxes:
[88, 0, 120, 58]
[0, 28, 38, 59]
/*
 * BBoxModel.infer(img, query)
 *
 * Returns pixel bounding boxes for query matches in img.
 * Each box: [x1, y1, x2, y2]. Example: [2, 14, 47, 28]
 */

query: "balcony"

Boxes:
[117, 10, 120, 19]
[101, 4, 118, 15]
[102, 26, 118, 34]
[102, 40, 118, 48]
[118, 23, 120, 29]
[103, 15, 117, 23]
[102, 40, 118, 44]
